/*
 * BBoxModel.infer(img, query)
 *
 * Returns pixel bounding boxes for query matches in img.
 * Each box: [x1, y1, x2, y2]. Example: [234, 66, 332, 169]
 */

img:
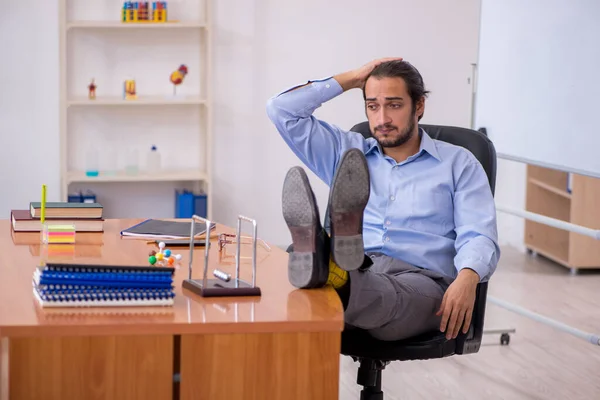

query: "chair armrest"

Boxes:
[455, 281, 488, 354]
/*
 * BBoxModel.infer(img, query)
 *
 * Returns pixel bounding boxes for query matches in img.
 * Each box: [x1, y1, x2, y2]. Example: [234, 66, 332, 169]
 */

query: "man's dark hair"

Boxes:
[362, 60, 430, 121]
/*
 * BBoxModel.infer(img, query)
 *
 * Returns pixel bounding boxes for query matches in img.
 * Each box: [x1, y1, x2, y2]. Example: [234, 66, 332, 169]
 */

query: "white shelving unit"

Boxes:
[66, 21, 207, 29]
[58, 0, 212, 219]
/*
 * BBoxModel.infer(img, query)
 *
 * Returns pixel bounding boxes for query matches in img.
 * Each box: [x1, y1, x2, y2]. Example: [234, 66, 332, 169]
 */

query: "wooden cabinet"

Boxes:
[525, 165, 600, 271]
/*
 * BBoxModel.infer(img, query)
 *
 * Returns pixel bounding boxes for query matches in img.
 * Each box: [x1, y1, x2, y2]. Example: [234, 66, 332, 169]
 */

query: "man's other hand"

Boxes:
[436, 268, 480, 340]
[334, 57, 403, 91]
[353, 57, 404, 87]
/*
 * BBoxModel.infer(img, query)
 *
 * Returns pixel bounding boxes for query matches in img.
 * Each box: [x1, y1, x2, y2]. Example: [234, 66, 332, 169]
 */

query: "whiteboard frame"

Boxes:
[497, 153, 600, 179]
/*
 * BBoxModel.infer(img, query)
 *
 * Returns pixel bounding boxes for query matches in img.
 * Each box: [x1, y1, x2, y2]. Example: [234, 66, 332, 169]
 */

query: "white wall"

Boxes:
[0, 0, 527, 251]
[212, 0, 485, 248]
[0, 0, 61, 212]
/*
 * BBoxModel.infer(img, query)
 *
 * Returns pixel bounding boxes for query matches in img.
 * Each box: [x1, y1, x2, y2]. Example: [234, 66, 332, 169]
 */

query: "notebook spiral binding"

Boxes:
[33, 263, 176, 308]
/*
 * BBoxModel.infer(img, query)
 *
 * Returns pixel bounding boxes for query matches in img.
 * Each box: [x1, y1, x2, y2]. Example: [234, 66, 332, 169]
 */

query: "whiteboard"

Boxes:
[475, 0, 600, 177]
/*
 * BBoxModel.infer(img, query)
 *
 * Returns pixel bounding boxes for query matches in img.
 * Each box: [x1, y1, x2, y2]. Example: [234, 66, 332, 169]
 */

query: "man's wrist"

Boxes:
[458, 268, 481, 284]
[333, 70, 360, 92]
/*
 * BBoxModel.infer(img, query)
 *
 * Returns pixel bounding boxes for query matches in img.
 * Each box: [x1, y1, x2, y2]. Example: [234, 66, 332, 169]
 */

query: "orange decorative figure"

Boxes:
[170, 64, 188, 95]
[88, 78, 97, 100]
[124, 78, 137, 100]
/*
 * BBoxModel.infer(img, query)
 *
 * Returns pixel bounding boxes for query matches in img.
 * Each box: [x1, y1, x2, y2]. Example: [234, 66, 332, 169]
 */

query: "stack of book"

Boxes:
[11, 202, 104, 233]
[33, 263, 176, 308]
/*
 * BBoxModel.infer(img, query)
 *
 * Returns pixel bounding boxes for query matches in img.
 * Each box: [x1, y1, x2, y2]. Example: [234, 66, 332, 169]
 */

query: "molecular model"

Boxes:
[149, 241, 183, 267]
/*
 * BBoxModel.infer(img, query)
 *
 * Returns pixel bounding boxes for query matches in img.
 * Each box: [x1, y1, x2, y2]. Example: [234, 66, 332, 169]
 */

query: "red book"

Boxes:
[11, 210, 104, 232]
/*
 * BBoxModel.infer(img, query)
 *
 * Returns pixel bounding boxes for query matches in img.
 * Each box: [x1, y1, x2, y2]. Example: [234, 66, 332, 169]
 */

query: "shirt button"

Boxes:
[385, 237, 390, 242]
[386, 220, 391, 226]
[325, 84, 330, 88]
[390, 195, 395, 201]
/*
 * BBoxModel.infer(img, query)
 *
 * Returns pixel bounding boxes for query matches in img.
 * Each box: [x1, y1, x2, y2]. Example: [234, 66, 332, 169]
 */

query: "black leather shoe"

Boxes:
[282, 167, 329, 288]
[328, 148, 370, 271]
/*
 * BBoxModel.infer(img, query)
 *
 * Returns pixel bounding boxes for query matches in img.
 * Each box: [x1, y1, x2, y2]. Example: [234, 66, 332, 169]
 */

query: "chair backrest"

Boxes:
[323, 122, 497, 234]
[344, 122, 497, 355]
[349, 122, 497, 195]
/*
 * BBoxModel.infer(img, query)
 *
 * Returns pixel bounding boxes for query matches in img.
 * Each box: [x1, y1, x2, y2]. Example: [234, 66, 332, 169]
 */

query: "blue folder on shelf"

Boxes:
[175, 190, 207, 218]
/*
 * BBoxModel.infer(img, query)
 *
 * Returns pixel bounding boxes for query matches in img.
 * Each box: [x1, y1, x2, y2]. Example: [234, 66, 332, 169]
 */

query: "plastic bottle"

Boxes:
[102, 144, 117, 176]
[124, 148, 139, 175]
[85, 146, 99, 177]
[146, 145, 162, 173]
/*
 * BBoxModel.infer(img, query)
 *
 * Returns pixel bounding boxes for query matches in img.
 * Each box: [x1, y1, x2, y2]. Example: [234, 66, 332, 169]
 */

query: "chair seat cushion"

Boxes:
[340, 327, 457, 362]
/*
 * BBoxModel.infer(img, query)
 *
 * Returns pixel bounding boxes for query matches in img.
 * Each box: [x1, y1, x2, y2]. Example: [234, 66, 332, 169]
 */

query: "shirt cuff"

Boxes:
[277, 76, 343, 103]
[457, 260, 489, 282]
[310, 77, 344, 103]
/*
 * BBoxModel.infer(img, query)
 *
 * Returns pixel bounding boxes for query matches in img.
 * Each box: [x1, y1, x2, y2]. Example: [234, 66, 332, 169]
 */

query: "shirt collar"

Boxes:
[364, 127, 441, 161]
[418, 128, 441, 161]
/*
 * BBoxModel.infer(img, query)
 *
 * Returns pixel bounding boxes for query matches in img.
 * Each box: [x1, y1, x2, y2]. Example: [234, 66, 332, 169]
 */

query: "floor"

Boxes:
[339, 246, 600, 400]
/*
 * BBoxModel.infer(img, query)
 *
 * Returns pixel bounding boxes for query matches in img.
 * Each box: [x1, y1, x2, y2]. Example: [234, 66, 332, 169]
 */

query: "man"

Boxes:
[266, 58, 500, 341]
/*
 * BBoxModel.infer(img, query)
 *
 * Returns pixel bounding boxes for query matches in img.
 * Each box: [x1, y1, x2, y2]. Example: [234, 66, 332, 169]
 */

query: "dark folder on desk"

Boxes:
[120, 219, 216, 239]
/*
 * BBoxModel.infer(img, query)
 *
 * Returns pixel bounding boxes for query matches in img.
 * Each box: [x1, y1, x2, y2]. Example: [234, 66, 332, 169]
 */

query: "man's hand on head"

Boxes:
[436, 268, 480, 340]
[334, 57, 404, 92]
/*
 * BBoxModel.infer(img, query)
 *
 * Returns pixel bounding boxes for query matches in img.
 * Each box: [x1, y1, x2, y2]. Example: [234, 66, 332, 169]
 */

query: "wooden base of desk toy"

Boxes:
[183, 278, 261, 297]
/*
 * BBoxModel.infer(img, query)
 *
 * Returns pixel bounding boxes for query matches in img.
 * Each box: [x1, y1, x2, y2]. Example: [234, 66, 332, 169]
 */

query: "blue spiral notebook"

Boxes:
[33, 263, 176, 308]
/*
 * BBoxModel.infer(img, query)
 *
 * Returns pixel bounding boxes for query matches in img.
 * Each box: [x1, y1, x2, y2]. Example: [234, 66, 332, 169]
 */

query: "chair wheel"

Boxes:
[500, 333, 510, 345]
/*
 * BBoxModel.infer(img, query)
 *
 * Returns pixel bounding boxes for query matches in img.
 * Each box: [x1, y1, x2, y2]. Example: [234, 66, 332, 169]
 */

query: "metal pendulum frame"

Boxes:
[182, 214, 262, 298]
[235, 215, 258, 289]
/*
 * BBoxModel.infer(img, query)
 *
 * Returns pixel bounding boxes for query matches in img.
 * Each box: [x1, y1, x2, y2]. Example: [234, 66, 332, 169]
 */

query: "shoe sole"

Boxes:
[329, 149, 370, 271]
[282, 167, 328, 288]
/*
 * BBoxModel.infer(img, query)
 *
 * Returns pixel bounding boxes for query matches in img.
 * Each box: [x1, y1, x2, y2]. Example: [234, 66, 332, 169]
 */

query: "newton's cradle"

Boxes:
[182, 215, 262, 297]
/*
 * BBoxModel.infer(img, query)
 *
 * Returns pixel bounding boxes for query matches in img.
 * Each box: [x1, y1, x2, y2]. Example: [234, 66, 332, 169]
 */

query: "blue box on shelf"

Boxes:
[82, 191, 97, 203]
[67, 190, 96, 203]
[175, 190, 207, 218]
[68, 193, 83, 203]
[68, 190, 97, 204]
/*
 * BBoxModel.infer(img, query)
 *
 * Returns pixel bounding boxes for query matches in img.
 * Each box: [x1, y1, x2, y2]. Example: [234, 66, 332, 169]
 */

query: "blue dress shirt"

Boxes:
[266, 77, 500, 281]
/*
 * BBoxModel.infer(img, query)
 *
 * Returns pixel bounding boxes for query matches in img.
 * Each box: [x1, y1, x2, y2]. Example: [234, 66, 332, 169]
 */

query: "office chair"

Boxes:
[335, 122, 496, 399]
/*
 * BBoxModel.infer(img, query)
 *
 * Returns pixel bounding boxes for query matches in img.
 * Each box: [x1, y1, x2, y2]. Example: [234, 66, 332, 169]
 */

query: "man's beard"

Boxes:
[373, 117, 416, 148]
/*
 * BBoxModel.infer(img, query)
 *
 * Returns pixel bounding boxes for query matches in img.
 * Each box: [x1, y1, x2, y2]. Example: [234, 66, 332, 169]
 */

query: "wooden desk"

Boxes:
[0, 219, 344, 400]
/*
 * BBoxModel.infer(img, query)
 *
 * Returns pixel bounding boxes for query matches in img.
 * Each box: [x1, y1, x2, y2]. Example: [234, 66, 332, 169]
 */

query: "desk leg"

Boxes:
[7, 335, 173, 400]
[1, 338, 8, 400]
[180, 331, 341, 400]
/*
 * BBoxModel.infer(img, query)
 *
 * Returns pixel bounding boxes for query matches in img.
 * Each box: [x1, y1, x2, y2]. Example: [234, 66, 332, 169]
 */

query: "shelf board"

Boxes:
[67, 96, 206, 107]
[66, 170, 208, 183]
[529, 178, 572, 199]
[66, 21, 207, 30]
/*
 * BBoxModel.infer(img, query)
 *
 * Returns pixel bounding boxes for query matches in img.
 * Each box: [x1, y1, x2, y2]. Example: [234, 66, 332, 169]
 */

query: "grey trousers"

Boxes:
[344, 253, 455, 341]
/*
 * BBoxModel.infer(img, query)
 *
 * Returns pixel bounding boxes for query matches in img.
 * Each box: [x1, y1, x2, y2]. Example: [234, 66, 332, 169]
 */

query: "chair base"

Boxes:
[360, 387, 383, 400]
[355, 358, 388, 400]
[483, 328, 515, 345]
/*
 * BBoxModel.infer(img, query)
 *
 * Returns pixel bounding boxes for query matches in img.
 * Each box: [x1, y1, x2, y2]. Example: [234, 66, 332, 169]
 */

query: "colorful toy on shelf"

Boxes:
[88, 78, 97, 100]
[153, 1, 168, 22]
[169, 64, 188, 95]
[123, 78, 137, 100]
[148, 242, 182, 267]
[122, 2, 168, 23]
